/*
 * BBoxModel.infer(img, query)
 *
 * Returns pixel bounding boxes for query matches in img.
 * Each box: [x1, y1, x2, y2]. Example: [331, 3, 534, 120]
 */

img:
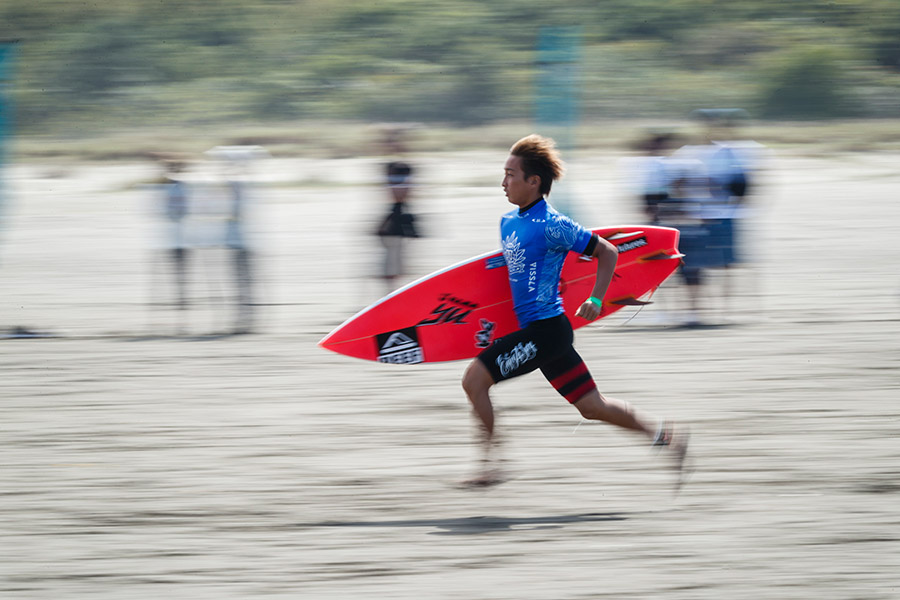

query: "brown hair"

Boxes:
[509, 134, 565, 196]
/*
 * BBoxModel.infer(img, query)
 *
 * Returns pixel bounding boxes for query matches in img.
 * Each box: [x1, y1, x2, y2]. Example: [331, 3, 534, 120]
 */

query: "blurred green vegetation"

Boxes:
[2, 0, 900, 153]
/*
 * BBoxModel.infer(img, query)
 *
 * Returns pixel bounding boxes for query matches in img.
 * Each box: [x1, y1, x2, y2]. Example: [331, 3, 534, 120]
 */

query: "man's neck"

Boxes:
[518, 197, 543, 214]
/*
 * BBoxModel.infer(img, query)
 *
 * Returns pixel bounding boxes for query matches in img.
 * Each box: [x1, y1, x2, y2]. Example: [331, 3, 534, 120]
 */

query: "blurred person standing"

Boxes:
[461, 134, 688, 488]
[225, 170, 254, 333]
[663, 156, 715, 326]
[149, 154, 192, 333]
[376, 160, 419, 293]
[618, 131, 682, 326]
[683, 109, 758, 321]
[206, 146, 267, 334]
[637, 132, 677, 226]
[626, 130, 715, 327]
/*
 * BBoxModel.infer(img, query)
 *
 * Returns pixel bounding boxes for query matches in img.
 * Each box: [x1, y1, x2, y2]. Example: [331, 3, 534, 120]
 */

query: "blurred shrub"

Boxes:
[359, 63, 508, 125]
[867, 3, 900, 71]
[599, 0, 708, 42]
[6, 0, 900, 133]
[759, 46, 856, 119]
[50, 19, 162, 95]
[249, 81, 306, 121]
[675, 23, 775, 69]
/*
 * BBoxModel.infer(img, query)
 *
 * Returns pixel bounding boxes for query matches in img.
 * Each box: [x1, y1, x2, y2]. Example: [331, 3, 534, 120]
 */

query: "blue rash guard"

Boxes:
[500, 198, 595, 328]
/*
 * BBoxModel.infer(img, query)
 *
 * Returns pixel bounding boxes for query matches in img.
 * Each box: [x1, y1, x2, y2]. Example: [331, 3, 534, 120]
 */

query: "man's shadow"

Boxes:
[311, 512, 627, 536]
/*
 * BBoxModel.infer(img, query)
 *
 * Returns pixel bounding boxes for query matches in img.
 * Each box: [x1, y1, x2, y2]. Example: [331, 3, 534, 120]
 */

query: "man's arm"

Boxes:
[574, 236, 618, 321]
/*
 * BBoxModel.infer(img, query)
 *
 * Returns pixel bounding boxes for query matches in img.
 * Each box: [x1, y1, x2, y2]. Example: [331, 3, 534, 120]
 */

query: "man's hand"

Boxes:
[575, 237, 617, 323]
[575, 298, 602, 321]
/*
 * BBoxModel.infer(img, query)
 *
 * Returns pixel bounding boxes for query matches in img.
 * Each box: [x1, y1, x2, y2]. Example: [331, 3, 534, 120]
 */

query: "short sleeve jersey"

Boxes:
[500, 199, 594, 328]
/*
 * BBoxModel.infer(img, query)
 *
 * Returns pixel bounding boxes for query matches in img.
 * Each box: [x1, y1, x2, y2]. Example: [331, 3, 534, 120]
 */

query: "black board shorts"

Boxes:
[477, 314, 597, 403]
[478, 315, 593, 390]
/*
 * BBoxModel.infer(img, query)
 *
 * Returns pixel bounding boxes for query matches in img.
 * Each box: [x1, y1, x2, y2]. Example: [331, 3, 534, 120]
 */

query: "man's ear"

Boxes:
[527, 174, 541, 188]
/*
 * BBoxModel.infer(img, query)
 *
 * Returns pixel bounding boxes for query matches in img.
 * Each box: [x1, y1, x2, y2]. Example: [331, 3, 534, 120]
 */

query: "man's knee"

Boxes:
[463, 359, 493, 397]
[573, 389, 606, 419]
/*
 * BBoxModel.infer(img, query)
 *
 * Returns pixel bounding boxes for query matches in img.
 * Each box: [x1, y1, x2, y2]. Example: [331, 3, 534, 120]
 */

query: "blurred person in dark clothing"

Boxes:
[663, 157, 715, 326]
[638, 132, 677, 226]
[376, 160, 419, 293]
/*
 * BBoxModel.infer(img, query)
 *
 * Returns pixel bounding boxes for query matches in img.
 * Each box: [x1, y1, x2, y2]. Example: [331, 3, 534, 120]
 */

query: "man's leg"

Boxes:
[544, 347, 690, 488]
[233, 247, 254, 333]
[542, 348, 655, 436]
[574, 388, 689, 490]
[462, 358, 496, 443]
[461, 316, 576, 485]
[572, 389, 656, 439]
[574, 388, 689, 489]
[172, 247, 188, 310]
[461, 358, 505, 484]
[463, 321, 549, 445]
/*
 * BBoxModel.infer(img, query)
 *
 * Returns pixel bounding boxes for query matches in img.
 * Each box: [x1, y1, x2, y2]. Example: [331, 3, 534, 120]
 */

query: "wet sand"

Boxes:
[1, 151, 898, 599]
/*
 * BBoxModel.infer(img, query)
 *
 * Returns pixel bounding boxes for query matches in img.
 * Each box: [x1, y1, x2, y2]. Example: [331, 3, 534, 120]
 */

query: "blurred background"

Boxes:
[1, 3, 899, 599]
[1, 0, 899, 331]
[2, 0, 900, 153]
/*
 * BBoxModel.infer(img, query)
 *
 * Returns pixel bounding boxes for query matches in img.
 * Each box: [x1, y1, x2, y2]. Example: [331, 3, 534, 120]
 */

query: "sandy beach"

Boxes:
[1, 149, 898, 599]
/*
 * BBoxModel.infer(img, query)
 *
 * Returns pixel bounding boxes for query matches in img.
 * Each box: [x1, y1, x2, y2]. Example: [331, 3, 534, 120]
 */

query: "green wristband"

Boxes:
[588, 296, 603, 308]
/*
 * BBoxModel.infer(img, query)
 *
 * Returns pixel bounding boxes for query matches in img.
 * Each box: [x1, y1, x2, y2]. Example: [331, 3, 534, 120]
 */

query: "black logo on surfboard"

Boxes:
[375, 327, 424, 364]
[615, 236, 648, 253]
[418, 293, 479, 326]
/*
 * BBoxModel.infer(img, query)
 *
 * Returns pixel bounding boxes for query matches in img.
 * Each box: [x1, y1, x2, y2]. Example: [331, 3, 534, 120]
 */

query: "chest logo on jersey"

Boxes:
[418, 293, 479, 326]
[502, 232, 526, 275]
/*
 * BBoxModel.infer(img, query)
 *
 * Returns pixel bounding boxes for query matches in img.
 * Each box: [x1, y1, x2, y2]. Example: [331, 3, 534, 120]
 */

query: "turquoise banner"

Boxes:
[535, 26, 580, 133]
[0, 41, 18, 163]
[535, 27, 580, 217]
[0, 41, 19, 241]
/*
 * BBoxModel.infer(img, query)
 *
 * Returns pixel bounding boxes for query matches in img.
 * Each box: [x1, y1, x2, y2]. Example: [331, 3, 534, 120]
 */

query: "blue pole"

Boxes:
[0, 41, 20, 246]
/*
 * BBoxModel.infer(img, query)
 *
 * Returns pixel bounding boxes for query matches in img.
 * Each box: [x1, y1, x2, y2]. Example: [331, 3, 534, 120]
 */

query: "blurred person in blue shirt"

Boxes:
[678, 109, 761, 322]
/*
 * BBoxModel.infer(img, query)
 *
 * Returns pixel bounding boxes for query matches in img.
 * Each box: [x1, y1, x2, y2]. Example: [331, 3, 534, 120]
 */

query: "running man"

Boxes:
[461, 134, 688, 487]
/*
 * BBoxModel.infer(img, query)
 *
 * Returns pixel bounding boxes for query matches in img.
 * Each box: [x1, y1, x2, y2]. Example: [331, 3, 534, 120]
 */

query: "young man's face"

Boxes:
[502, 155, 541, 208]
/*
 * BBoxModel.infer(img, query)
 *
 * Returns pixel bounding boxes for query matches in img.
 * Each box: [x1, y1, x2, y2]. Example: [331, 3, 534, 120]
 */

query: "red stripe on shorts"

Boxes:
[564, 379, 597, 404]
[549, 362, 588, 390]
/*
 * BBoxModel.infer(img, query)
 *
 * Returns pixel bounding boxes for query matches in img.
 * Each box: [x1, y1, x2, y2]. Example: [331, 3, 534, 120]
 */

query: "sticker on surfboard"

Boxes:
[375, 327, 425, 364]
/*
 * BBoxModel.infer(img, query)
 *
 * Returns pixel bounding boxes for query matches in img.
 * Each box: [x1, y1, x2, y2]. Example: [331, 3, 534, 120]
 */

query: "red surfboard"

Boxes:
[319, 226, 682, 364]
